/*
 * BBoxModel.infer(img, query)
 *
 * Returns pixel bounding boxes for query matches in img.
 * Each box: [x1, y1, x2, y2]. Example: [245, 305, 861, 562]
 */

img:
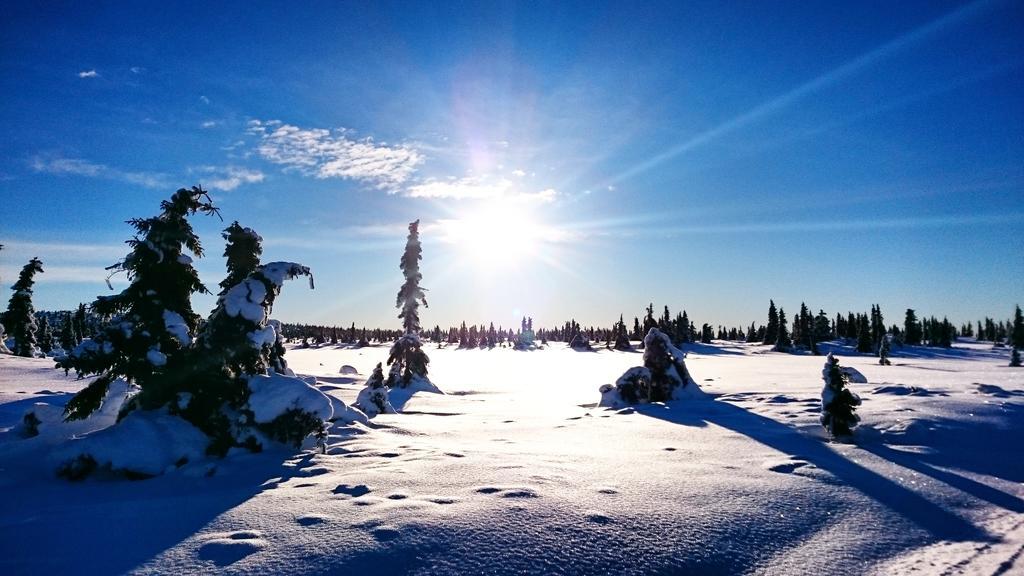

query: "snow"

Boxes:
[0, 340, 1022, 574]
[163, 310, 192, 346]
[223, 278, 268, 323]
[258, 261, 312, 288]
[245, 372, 333, 423]
[247, 325, 277, 349]
[53, 409, 208, 477]
[146, 347, 168, 367]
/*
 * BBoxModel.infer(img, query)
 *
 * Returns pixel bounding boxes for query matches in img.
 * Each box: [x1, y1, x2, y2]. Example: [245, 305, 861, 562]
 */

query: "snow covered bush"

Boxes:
[569, 332, 593, 351]
[599, 328, 702, 408]
[5, 257, 44, 357]
[820, 353, 862, 438]
[57, 187, 218, 421]
[354, 362, 395, 417]
[1010, 347, 1021, 368]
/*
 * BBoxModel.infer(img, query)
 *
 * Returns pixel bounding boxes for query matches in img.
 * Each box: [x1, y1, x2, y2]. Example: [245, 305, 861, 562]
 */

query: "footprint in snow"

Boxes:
[597, 488, 619, 495]
[501, 489, 539, 499]
[300, 467, 331, 477]
[428, 497, 457, 505]
[766, 460, 811, 474]
[333, 484, 371, 497]
[198, 531, 265, 566]
[296, 514, 329, 526]
[663, 447, 677, 452]
[585, 512, 613, 525]
[444, 452, 465, 458]
[371, 527, 401, 542]
[476, 487, 502, 494]
[386, 493, 409, 500]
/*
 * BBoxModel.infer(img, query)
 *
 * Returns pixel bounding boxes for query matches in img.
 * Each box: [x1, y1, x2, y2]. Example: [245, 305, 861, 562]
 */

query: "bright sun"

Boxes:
[440, 201, 550, 271]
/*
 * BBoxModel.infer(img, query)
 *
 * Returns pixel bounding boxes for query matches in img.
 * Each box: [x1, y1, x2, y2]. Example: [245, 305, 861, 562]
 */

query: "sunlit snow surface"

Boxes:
[1, 340, 1022, 575]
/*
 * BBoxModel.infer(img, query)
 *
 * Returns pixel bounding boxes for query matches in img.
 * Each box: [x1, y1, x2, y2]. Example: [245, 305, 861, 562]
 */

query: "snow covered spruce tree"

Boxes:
[820, 353, 861, 438]
[0, 244, 7, 354]
[59, 312, 76, 353]
[5, 257, 44, 357]
[599, 327, 703, 407]
[36, 314, 54, 355]
[172, 261, 329, 454]
[878, 335, 892, 365]
[772, 307, 792, 352]
[58, 187, 219, 420]
[354, 362, 395, 417]
[218, 221, 263, 295]
[383, 220, 438, 392]
[1010, 347, 1021, 368]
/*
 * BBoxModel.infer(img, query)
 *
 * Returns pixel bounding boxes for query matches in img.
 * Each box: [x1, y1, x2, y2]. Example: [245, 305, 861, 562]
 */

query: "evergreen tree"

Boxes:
[1011, 305, 1024, 350]
[5, 257, 44, 357]
[396, 219, 428, 334]
[59, 312, 76, 352]
[36, 314, 53, 355]
[904, 309, 922, 345]
[763, 300, 779, 344]
[355, 362, 394, 416]
[218, 221, 263, 295]
[773, 307, 792, 352]
[820, 353, 861, 438]
[1010, 347, 1021, 368]
[72, 303, 87, 343]
[614, 314, 632, 351]
[856, 314, 872, 353]
[878, 335, 891, 365]
[386, 220, 432, 389]
[58, 187, 219, 420]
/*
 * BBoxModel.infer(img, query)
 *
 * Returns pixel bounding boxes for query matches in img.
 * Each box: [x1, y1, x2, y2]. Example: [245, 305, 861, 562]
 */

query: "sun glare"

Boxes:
[440, 201, 553, 271]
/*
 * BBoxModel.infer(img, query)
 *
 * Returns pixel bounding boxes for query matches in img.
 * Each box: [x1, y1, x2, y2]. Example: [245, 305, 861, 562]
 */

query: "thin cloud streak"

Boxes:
[610, 0, 998, 184]
[29, 155, 172, 189]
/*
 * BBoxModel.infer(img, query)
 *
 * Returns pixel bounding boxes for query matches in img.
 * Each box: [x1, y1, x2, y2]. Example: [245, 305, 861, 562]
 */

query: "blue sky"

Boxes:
[2, 0, 1022, 330]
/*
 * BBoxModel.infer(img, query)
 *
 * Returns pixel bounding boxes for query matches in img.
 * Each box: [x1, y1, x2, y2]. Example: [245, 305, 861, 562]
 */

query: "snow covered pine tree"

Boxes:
[820, 353, 862, 438]
[383, 219, 438, 392]
[58, 187, 219, 421]
[5, 257, 44, 357]
[878, 335, 892, 365]
[354, 362, 395, 417]
[599, 328, 704, 407]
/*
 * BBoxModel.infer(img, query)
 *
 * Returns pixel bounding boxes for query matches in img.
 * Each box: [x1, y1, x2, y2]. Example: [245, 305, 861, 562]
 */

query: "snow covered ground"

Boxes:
[1, 340, 1021, 575]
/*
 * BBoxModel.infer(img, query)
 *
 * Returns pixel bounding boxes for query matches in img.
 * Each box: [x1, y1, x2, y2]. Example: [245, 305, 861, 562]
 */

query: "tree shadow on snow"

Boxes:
[0, 418, 361, 575]
[632, 399, 994, 543]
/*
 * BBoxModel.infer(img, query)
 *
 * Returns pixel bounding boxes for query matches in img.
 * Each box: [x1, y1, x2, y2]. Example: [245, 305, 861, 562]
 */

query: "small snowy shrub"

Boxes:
[878, 336, 892, 366]
[820, 353, 862, 438]
[355, 363, 395, 417]
[1011, 347, 1021, 368]
[569, 332, 593, 351]
[599, 328, 702, 407]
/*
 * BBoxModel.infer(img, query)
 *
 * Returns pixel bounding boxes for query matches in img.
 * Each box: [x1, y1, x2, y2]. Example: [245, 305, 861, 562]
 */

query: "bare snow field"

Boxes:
[1, 340, 1022, 575]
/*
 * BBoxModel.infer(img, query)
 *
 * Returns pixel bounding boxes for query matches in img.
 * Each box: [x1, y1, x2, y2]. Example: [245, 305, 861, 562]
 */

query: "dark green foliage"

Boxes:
[763, 300, 778, 345]
[856, 315, 873, 353]
[218, 222, 263, 296]
[904, 309, 922, 345]
[1010, 347, 1021, 368]
[59, 312, 76, 351]
[569, 332, 593, 351]
[1011, 306, 1024, 350]
[773, 307, 792, 352]
[6, 257, 44, 357]
[643, 329, 689, 402]
[260, 408, 326, 449]
[36, 314, 53, 354]
[63, 374, 116, 421]
[58, 187, 218, 420]
[820, 354, 861, 438]
[386, 334, 430, 387]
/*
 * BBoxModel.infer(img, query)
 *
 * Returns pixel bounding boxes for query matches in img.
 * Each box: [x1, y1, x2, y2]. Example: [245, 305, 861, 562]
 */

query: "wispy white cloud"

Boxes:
[199, 95, 211, 104]
[200, 120, 218, 129]
[129, 66, 144, 74]
[407, 175, 558, 203]
[29, 155, 171, 189]
[248, 119, 423, 191]
[511, 169, 526, 177]
[195, 165, 265, 191]
[78, 69, 99, 78]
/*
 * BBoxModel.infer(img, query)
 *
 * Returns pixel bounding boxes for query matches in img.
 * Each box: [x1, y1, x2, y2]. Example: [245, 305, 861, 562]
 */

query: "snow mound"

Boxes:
[354, 384, 395, 417]
[841, 366, 867, 383]
[246, 372, 333, 423]
[339, 365, 359, 375]
[53, 409, 208, 478]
